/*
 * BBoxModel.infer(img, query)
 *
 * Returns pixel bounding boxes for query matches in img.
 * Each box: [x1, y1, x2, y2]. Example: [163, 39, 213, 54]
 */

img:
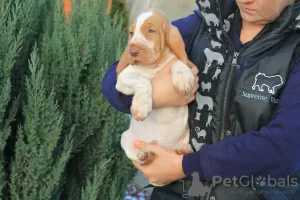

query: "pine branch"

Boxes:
[80, 157, 112, 200]
[10, 0, 48, 101]
[0, 1, 24, 199]
[64, 1, 135, 199]
[9, 44, 73, 200]
[0, 0, 133, 199]
[0, 96, 19, 200]
[4, 0, 134, 199]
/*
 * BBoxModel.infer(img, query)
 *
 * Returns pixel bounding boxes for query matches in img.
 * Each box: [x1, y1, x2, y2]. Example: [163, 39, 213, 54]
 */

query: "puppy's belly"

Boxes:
[128, 106, 189, 149]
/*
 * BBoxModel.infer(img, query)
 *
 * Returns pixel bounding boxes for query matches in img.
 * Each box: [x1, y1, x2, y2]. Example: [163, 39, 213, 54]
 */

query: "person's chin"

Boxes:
[240, 13, 259, 23]
[241, 15, 270, 25]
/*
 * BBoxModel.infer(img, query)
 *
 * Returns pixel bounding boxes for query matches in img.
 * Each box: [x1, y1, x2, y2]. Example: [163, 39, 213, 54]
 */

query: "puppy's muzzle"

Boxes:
[129, 46, 140, 57]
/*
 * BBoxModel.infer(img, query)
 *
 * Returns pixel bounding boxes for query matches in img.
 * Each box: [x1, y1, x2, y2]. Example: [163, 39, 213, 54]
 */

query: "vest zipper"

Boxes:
[220, 51, 238, 140]
[231, 52, 239, 67]
[213, 1, 237, 141]
[219, 40, 267, 140]
[217, 4, 269, 140]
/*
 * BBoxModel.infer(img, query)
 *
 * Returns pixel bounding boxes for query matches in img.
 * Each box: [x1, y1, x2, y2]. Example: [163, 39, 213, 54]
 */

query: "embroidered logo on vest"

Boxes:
[241, 72, 283, 104]
[252, 72, 284, 94]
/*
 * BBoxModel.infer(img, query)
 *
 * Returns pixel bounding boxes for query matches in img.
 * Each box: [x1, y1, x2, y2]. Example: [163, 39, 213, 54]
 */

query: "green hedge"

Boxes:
[0, 0, 136, 199]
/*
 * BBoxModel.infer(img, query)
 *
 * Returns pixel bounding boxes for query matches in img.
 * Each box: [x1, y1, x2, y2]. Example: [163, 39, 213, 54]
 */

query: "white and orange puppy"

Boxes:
[115, 9, 195, 177]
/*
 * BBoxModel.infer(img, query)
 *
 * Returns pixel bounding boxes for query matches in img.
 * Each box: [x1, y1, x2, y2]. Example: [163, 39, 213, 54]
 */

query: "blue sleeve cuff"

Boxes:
[101, 61, 132, 114]
[182, 149, 206, 180]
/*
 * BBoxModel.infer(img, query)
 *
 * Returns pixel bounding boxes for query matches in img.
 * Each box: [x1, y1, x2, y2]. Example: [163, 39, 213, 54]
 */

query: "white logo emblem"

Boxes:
[252, 72, 283, 94]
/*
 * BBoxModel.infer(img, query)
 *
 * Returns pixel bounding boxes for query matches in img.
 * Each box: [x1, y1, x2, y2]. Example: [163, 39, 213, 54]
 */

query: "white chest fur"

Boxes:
[116, 51, 194, 166]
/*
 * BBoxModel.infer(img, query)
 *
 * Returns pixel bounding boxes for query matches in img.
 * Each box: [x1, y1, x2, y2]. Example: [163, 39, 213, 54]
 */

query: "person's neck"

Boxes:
[240, 20, 264, 44]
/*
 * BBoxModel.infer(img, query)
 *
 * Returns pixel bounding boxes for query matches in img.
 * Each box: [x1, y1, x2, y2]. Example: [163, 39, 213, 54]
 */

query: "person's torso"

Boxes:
[185, 3, 300, 200]
[187, 8, 300, 152]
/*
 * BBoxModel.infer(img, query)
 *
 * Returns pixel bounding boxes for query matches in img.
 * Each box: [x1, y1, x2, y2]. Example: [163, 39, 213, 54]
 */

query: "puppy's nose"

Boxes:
[129, 46, 140, 56]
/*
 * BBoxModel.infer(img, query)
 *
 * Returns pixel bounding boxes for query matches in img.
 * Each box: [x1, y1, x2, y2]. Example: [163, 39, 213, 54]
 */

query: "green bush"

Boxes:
[110, 0, 129, 28]
[0, 0, 136, 199]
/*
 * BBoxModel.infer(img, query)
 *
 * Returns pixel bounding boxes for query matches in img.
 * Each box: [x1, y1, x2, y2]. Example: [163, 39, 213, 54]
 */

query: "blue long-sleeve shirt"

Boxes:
[101, 9, 300, 181]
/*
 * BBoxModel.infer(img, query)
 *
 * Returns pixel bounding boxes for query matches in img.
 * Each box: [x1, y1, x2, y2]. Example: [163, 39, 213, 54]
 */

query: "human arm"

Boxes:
[101, 10, 202, 113]
[182, 61, 300, 181]
[101, 61, 133, 114]
[128, 61, 300, 186]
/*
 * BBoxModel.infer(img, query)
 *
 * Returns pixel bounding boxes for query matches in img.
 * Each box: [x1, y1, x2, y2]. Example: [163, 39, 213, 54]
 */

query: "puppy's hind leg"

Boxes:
[120, 130, 155, 165]
[175, 127, 193, 155]
[121, 130, 139, 161]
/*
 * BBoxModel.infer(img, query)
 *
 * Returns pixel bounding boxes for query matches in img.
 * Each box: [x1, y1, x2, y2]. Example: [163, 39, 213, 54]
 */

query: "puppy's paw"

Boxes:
[137, 149, 155, 165]
[172, 63, 195, 95]
[131, 93, 152, 121]
[115, 79, 134, 95]
[116, 85, 134, 95]
[175, 143, 193, 155]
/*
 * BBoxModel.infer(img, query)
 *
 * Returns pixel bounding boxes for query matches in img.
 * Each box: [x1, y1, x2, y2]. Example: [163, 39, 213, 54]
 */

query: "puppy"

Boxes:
[115, 9, 195, 186]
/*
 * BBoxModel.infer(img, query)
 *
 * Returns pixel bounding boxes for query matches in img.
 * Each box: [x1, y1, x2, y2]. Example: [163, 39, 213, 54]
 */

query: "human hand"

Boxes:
[152, 58, 199, 108]
[132, 140, 186, 186]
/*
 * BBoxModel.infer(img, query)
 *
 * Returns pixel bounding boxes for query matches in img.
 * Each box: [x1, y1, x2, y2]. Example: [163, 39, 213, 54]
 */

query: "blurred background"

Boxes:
[108, 0, 198, 28]
[127, 0, 198, 24]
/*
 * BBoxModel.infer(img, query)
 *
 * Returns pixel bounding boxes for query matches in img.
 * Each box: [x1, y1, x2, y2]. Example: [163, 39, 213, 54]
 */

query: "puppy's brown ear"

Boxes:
[116, 46, 130, 77]
[165, 24, 188, 64]
[116, 23, 135, 77]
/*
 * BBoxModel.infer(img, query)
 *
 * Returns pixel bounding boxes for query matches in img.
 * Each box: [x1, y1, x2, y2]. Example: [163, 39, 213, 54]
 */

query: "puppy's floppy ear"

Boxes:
[116, 24, 135, 77]
[116, 46, 129, 77]
[165, 24, 188, 64]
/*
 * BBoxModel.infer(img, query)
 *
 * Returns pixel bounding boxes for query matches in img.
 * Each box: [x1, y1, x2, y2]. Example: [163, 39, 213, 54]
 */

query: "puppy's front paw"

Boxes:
[172, 64, 195, 95]
[175, 143, 193, 155]
[131, 93, 152, 121]
[116, 78, 134, 95]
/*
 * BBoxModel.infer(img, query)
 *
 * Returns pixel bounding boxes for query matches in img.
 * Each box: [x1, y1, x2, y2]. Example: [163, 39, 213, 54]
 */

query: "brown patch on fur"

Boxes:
[116, 9, 188, 76]
[127, 20, 162, 66]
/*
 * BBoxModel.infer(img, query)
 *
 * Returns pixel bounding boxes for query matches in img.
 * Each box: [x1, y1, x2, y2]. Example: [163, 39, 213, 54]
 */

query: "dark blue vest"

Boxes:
[186, 0, 300, 199]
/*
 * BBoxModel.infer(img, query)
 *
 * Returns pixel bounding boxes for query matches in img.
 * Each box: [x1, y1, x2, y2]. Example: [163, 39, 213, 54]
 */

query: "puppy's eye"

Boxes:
[130, 31, 134, 36]
[148, 29, 155, 33]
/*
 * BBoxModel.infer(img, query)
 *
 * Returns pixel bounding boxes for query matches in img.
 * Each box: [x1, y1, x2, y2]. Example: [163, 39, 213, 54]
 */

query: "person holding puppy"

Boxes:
[102, 0, 300, 199]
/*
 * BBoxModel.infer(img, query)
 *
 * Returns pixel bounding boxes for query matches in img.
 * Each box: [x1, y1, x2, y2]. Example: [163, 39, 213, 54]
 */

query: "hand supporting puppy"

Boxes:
[152, 58, 199, 108]
[132, 140, 186, 186]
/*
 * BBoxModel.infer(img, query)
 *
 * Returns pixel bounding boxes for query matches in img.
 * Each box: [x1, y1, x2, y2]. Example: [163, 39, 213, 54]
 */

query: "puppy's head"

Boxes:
[126, 9, 188, 66]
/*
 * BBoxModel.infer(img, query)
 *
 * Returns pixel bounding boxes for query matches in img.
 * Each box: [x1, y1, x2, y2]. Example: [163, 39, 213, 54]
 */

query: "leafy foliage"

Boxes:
[0, 0, 136, 199]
